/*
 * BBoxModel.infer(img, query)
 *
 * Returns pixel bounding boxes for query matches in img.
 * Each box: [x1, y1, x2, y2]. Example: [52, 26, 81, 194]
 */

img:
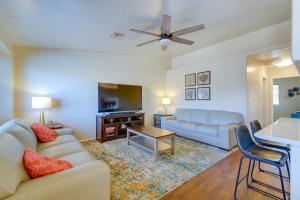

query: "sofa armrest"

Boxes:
[218, 124, 240, 150]
[7, 161, 110, 200]
[55, 128, 74, 136]
[161, 116, 176, 128]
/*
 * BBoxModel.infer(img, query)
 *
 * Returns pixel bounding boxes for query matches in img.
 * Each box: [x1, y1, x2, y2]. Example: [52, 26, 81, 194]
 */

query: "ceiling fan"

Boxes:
[130, 15, 205, 51]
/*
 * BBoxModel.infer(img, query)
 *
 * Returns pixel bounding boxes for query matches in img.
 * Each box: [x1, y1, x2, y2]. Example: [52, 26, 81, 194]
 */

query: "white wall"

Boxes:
[167, 55, 247, 117]
[0, 53, 13, 124]
[13, 47, 170, 140]
[273, 77, 300, 121]
[167, 21, 291, 122]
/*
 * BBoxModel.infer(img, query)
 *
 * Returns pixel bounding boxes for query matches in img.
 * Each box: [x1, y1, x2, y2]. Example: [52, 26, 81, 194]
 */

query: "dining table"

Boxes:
[255, 117, 300, 200]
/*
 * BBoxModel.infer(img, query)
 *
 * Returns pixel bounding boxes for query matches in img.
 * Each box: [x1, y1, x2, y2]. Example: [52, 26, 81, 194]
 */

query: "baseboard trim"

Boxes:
[79, 138, 96, 143]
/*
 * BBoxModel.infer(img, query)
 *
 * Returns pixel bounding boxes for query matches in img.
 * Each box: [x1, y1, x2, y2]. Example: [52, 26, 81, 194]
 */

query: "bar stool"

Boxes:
[250, 120, 290, 179]
[234, 125, 289, 200]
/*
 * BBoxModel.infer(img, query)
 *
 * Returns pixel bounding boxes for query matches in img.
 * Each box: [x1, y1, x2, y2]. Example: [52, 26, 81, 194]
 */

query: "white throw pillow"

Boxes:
[0, 134, 29, 199]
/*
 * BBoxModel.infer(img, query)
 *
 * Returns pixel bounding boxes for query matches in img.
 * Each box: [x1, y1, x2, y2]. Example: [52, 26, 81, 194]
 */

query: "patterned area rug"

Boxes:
[82, 137, 232, 200]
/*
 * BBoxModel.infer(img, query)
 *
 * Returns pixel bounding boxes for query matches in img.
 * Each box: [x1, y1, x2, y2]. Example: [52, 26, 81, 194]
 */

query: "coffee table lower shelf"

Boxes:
[128, 136, 172, 153]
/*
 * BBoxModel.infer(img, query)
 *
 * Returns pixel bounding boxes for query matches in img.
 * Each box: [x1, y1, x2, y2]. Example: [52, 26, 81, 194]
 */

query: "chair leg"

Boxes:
[245, 159, 252, 188]
[234, 156, 245, 200]
[258, 161, 289, 180]
[278, 167, 287, 200]
[250, 160, 255, 182]
[286, 161, 290, 179]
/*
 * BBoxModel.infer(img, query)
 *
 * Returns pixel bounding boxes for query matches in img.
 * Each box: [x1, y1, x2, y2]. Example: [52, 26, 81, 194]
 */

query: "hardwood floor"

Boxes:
[161, 150, 289, 200]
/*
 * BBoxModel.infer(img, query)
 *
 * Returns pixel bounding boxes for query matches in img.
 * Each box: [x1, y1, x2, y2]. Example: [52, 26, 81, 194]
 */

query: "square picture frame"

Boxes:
[197, 71, 211, 85]
[197, 87, 211, 100]
[185, 73, 196, 87]
[185, 88, 196, 100]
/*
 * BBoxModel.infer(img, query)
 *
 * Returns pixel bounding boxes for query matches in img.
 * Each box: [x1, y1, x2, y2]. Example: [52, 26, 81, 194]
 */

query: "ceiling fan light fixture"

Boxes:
[160, 38, 172, 46]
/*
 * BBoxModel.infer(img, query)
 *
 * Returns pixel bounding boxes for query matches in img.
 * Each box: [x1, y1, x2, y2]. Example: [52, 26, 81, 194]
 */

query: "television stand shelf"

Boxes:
[96, 113, 145, 142]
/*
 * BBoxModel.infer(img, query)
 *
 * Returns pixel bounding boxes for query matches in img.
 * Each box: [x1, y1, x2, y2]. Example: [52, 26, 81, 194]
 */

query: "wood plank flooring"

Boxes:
[161, 150, 289, 200]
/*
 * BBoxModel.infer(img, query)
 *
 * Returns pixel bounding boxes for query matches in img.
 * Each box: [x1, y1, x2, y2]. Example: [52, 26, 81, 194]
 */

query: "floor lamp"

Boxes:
[32, 97, 52, 126]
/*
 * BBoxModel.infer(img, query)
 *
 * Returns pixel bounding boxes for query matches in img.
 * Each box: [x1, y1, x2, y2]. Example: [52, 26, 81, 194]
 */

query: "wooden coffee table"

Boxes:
[127, 126, 175, 160]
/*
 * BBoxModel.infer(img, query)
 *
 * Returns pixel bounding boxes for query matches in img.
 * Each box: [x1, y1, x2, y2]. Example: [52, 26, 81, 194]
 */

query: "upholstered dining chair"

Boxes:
[250, 120, 290, 179]
[234, 125, 289, 200]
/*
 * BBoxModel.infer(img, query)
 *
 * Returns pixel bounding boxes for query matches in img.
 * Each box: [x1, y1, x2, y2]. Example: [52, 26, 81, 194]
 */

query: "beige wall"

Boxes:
[0, 53, 13, 124]
[13, 47, 170, 140]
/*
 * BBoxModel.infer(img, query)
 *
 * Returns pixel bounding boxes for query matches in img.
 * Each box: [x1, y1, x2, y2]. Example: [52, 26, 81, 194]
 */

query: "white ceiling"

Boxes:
[0, 0, 291, 57]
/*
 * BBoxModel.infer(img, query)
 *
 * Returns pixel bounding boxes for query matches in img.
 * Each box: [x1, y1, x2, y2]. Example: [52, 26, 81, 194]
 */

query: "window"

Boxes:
[273, 84, 279, 105]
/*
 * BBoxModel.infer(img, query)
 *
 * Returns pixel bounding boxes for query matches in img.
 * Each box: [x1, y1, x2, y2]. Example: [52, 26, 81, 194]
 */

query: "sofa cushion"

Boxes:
[0, 134, 30, 199]
[165, 119, 182, 130]
[38, 141, 86, 158]
[37, 135, 78, 151]
[207, 110, 244, 126]
[179, 121, 199, 132]
[23, 148, 73, 179]
[196, 125, 218, 137]
[55, 128, 74, 136]
[58, 152, 96, 166]
[175, 108, 192, 121]
[191, 109, 209, 124]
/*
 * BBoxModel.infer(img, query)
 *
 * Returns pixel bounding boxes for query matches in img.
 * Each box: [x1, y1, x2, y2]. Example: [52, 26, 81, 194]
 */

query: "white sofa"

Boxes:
[161, 108, 244, 150]
[0, 119, 110, 200]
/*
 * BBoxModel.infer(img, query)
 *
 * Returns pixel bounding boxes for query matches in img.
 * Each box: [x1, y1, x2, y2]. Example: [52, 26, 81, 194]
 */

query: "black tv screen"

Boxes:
[98, 83, 142, 112]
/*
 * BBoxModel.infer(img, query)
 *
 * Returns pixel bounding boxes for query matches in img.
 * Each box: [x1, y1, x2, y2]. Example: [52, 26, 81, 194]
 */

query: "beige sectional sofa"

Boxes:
[0, 119, 110, 200]
[161, 108, 244, 150]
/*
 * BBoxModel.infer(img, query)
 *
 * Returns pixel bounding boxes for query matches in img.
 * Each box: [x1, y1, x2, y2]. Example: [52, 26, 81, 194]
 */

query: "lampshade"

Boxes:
[32, 97, 52, 109]
[162, 97, 171, 105]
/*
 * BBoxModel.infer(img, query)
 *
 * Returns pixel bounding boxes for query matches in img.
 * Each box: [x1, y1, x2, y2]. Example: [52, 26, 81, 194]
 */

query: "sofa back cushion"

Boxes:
[207, 110, 244, 126]
[175, 108, 192, 121]
[0, 120, 37, 150]
[0, 134, 30, 199]
[190, 109, 209, 124]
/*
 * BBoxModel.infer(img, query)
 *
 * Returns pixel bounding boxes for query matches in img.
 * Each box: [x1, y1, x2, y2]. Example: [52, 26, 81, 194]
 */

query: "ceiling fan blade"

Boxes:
[171, 24, 205, 37]
[161, 45, 167, 51]
[171, 37, 194, 45]
[161, 15, 171, 34]
[130, 29, 161, 37]
[136, 38, 160, 46]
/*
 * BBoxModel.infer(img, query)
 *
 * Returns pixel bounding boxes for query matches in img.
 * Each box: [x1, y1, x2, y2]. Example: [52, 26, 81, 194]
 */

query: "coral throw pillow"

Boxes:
[31, 123, 57, 142]
[23, 149, 73, 178]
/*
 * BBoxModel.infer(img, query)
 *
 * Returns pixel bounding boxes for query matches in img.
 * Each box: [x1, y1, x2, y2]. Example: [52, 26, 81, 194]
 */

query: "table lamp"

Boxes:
[162, 97, 171, 114]
[32, 97, 52, 125]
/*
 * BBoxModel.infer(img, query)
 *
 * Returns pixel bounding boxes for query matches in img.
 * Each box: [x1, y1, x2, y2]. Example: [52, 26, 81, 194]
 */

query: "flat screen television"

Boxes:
[98, 83, 142, 113]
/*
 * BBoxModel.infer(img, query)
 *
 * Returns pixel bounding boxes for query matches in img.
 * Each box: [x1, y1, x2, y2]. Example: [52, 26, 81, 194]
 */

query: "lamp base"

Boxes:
[39, 109, 46, 126]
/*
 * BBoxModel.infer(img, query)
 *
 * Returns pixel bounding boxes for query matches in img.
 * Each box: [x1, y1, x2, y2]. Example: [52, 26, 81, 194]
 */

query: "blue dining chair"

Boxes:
[234, 125, 289, 200]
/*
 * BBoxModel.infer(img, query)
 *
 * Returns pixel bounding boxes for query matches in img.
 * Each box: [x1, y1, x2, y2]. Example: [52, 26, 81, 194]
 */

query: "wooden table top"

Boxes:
[127, 126, 175, 138]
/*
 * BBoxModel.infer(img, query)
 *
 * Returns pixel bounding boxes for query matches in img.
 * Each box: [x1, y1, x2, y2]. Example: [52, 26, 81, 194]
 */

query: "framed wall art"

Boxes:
[185, 88, 196, 100]
[185, 73, 196, 87]
[197, 87, 211, 100]
[197, 71, 211, 85]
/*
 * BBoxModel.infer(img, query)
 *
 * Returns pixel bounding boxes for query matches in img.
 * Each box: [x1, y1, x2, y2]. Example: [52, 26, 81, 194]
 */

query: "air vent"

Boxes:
[110, 32, 125, 39]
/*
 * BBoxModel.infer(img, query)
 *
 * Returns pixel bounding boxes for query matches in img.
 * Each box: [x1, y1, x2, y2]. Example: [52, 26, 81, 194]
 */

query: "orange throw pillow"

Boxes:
[23, 148, 73, 178]
[31, 123, 57, 142]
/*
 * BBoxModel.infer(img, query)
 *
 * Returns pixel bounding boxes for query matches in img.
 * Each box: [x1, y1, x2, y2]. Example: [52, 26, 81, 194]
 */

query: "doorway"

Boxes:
[247, 47, 299, 125]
